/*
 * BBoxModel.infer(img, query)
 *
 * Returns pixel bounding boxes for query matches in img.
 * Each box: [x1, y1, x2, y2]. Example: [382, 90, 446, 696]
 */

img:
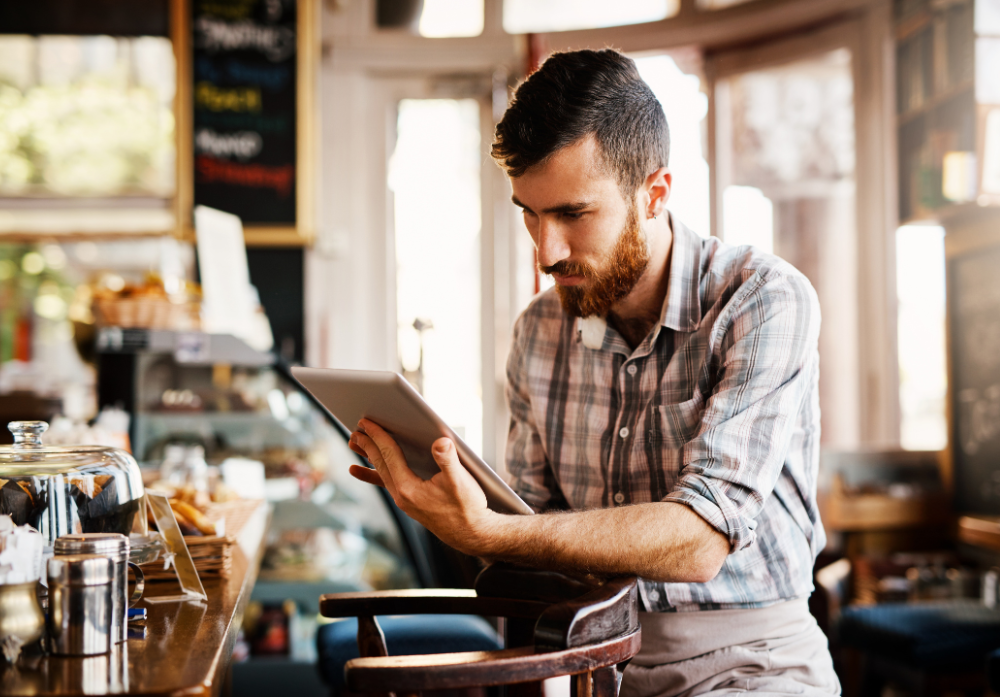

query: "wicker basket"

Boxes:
[94, 297, 201, 331]
[141, 499, 264, 581]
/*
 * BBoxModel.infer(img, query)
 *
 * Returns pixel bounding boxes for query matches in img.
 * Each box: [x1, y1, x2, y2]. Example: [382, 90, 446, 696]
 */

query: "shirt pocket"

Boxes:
[652, 394, 705, 447]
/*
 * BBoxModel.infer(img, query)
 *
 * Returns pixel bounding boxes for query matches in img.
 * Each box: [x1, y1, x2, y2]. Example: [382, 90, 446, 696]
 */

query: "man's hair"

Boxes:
[491, 49, 670, 197]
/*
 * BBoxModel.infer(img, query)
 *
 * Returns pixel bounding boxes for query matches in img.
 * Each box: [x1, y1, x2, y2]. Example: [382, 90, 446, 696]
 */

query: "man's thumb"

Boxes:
[432, 438, 457, 468]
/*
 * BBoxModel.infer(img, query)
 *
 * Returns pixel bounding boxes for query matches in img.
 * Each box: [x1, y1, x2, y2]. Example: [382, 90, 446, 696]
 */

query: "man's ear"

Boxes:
[644, 167, 672, 219]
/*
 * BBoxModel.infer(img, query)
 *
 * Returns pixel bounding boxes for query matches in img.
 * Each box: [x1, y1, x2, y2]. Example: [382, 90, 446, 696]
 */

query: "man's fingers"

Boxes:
[358, 419, 421, 486]
[349, 464, 385, 488]
[350, 431, 397, 496]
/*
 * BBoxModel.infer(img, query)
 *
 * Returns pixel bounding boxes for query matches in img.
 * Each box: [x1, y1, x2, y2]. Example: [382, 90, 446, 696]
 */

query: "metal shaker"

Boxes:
[54, 533, 144, 644]
[47, 554, 114, 656]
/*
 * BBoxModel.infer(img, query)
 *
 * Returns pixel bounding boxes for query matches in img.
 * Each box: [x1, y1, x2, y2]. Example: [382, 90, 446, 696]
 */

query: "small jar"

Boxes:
[47, 554, 114, 656]
[54, 534, 144, 644]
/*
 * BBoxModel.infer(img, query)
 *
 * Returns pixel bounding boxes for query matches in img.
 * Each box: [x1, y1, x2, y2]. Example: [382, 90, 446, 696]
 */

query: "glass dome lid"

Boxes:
[0, 421, 135, 470]
[0, 421, 147, 546]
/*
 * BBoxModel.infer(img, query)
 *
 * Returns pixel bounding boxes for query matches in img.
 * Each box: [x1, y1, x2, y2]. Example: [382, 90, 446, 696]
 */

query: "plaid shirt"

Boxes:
[504, 216, 825, 612]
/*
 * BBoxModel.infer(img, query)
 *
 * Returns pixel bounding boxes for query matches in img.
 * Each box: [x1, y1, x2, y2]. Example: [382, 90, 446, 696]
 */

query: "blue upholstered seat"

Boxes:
[316, 614, 503, 689]
[839, 600, 1000, 671]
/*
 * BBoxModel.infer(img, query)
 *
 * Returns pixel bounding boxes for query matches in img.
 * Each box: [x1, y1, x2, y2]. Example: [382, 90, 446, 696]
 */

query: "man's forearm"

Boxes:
[476, 501, 730, 583]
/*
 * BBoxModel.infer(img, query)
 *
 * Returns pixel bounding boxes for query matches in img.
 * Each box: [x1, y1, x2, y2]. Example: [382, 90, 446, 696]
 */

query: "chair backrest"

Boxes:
[320, 563, 641, 697]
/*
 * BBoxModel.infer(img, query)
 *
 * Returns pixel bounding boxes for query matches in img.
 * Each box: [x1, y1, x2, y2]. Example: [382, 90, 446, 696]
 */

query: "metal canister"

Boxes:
[54, 533, 144, 644]
[47, 554, 114, 656]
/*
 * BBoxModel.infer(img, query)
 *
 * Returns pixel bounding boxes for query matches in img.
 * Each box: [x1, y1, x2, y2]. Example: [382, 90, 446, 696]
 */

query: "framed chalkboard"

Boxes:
[949, 239, 1000, 514]
[173, 0, 317, 245]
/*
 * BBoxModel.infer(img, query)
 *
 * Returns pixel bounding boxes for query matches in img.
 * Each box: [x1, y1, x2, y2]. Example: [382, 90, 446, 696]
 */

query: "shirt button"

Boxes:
[627, 364, 637, 376]
[648, 589, 660, 602]
[614, 492, 625, 504]
[619, 426, 629, 438]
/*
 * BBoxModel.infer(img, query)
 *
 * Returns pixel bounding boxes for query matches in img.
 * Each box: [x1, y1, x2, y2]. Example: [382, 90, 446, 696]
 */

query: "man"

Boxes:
[348, 49, 840, 696]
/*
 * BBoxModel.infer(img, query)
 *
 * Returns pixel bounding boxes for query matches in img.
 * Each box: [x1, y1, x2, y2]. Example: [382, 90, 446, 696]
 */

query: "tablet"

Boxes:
[290, 367, 534, 516]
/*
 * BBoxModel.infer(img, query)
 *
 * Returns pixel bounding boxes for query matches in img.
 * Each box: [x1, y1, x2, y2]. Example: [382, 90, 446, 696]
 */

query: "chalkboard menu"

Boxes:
[950, 244, 1000, 514]
[192, 0, 297, 225]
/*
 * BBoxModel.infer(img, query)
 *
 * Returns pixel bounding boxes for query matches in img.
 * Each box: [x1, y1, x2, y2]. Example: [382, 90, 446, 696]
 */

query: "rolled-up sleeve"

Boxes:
[663, 268, 821, 552]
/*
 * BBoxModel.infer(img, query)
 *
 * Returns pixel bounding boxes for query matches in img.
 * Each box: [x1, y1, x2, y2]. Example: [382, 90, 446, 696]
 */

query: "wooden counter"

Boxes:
[0, 501, 269, 697]
[958, 514, 1000, 553]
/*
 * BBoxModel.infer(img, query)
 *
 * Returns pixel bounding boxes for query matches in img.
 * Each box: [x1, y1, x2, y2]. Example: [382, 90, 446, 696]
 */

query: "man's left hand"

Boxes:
[348, 418, 497, 556]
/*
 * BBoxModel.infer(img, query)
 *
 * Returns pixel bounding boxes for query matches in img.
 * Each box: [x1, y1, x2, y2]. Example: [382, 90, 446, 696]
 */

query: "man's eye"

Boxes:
[562, 211, 584, 220]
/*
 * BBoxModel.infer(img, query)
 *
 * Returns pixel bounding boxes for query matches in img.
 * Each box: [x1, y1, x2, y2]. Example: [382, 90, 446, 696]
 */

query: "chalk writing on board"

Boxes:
[195, 129, 263, 159]
[195, 17, 294, 61]
[192, 0, 296, 225]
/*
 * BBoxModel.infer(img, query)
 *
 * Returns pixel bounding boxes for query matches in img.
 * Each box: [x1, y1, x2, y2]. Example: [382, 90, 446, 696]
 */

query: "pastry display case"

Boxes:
[95, 328, 424, 595]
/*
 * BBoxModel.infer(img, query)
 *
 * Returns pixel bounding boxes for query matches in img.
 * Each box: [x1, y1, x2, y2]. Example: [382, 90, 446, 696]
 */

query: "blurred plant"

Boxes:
[0, 244, 75, 363]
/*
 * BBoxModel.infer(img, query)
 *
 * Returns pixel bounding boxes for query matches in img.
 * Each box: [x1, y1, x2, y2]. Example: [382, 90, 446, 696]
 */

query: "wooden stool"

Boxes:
[319, 563, 642, 697]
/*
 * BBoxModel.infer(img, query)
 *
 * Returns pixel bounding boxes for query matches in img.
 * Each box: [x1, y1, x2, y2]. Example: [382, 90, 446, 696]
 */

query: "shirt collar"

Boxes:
[576, 214, 704, 350]
[660, 214, 703, 333]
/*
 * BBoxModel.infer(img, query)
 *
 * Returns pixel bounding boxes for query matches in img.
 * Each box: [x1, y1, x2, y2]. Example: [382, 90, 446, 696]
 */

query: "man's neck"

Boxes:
[607, 217, 674, 350]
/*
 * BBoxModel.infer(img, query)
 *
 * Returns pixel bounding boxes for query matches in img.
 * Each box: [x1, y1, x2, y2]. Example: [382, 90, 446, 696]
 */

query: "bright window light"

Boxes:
[389, 99, 483, 455]
[897, 224, 947, 450]
[419, 0, 484, 37]
[722, 186, 774, 253]
[635, 55, 710, 237]
[504, 0, 677, 34]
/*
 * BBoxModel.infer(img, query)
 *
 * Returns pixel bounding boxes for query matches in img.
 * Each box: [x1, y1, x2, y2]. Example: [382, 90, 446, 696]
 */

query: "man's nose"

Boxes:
[535, 219, 571, 269]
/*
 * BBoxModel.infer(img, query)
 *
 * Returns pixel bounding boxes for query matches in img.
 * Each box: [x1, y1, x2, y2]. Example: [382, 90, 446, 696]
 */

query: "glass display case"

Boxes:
[95, 327, 422, 591]
[94, 328, 450, 683]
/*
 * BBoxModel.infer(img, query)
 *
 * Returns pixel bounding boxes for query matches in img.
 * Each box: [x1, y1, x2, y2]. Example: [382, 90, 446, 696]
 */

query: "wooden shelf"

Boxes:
[819, 490, 951, 532]
[896, 80, 974, 127]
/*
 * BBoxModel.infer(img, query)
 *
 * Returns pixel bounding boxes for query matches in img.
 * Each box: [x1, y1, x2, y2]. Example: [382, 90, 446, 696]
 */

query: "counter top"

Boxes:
[958, 514, 1000, 552]
[0, 501, 269, 697]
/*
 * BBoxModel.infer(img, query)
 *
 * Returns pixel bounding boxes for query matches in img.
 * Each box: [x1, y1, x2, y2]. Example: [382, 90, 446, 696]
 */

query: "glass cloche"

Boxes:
[0, 421, 147, 549]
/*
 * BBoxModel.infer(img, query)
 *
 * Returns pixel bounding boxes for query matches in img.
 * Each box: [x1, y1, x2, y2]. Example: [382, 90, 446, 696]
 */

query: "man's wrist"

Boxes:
[466, 508, 518, 559]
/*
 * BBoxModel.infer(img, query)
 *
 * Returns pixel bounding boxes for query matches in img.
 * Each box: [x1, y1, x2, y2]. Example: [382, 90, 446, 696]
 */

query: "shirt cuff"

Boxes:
[663, 473, 758, 552]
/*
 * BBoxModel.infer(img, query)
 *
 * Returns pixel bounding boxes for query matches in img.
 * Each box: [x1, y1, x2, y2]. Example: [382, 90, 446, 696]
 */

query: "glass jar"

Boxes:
[0, 421, 147, 549]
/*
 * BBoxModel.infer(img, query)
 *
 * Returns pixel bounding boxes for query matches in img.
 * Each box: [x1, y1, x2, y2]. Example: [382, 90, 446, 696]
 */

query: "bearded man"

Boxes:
[348, 49, 840, 697]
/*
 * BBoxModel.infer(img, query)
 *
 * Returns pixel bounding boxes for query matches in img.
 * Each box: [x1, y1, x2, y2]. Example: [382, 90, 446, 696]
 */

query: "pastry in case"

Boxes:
[0, 421, 147, 549]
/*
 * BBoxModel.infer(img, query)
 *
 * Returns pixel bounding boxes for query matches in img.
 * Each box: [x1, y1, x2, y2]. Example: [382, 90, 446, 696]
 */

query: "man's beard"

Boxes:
[541, 205, 650, 318]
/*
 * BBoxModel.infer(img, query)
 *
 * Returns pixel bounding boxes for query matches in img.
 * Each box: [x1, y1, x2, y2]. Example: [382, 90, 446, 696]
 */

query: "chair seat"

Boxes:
[839, 600, 1000, 671]
[316, 614, 502, 688]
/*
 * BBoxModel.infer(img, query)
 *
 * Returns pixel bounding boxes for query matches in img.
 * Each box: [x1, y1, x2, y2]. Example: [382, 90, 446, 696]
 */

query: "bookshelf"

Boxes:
[895, 0, 1000, 223]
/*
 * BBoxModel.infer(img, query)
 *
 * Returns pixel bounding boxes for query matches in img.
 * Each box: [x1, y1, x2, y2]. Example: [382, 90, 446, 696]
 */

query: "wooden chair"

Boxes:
[318, 563, 642, 697]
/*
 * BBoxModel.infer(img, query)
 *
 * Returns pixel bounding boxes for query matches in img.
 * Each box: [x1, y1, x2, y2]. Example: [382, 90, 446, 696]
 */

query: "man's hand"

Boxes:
[348, 418, 497, 556]
[348, 418, 729, 583]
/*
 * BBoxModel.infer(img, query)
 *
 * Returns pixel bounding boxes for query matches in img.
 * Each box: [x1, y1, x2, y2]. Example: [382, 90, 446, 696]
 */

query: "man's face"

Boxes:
[510, 136, 650, 318]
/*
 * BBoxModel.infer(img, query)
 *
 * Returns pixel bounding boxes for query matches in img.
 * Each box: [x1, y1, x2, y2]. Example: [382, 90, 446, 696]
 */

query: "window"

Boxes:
[503, 0, 677, 34]
[418, 0, 483, 37]
[635, 55, 710, 237]
[389, 98, 484, 454]
[715, 48, 860, 447]
[0, 34, 176, 233]
[896, 225, 947, 450]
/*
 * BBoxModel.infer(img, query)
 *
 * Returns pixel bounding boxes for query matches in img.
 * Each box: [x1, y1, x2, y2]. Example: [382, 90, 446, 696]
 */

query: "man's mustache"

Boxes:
[539, 260, 595, 278]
